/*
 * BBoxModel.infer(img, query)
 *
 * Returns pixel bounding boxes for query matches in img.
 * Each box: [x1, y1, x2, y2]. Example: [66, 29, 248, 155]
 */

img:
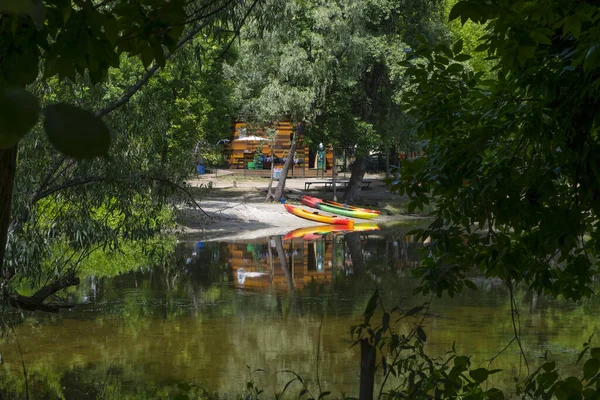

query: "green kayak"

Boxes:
[317, 202, 378, 220]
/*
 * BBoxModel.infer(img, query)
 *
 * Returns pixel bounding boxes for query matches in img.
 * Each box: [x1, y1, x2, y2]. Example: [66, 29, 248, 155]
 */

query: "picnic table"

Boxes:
[304, 180, 373, 191]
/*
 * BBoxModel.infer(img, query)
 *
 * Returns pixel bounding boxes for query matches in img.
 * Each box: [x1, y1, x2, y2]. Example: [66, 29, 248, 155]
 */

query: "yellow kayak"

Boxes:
[284, 204, 354, 227]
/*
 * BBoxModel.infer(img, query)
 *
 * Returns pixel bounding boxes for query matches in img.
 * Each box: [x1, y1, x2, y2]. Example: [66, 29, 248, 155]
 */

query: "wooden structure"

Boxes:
[222, 121, 334, 177]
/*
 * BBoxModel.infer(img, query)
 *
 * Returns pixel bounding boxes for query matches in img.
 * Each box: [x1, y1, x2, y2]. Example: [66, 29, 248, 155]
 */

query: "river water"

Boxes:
[0, 222, 598, 399]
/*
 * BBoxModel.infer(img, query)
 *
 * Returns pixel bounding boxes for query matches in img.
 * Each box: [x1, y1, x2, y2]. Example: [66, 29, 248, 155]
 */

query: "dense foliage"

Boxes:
[0, 0, 272, 309]
[397, 0, 600, 301]
[225, 0, 448, 202]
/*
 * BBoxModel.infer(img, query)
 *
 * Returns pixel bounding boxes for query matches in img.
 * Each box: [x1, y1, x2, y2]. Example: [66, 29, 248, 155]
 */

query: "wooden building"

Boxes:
[221, 121, 334, 177]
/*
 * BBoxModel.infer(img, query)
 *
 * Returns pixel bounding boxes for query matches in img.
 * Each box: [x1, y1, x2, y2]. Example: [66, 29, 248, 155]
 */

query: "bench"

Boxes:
[304, 180, 373, 191]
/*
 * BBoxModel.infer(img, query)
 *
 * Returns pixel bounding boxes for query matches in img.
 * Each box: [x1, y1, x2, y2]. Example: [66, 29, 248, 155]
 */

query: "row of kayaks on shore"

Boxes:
[283, 196, 381, 238]
[301, 195, 380, 219]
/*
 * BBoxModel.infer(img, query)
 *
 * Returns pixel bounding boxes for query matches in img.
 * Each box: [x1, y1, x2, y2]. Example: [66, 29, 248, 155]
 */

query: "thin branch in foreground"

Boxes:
[96, 20, 212, 118]
[9, 322, 29, 400]
[36, 174, 212, 219]
[214, 0, 261, 61]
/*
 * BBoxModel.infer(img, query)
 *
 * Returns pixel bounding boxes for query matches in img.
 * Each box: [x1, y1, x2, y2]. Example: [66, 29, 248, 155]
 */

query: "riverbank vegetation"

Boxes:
[1, 0, 600, 398]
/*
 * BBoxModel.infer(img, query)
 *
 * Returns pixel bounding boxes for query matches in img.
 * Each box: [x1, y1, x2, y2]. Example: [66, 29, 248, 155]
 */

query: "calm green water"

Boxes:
[1, 222, 599, 399]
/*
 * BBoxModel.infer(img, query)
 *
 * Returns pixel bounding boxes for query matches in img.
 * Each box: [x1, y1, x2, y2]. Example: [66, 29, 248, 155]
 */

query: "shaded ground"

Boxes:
[176, 169, 418, 241]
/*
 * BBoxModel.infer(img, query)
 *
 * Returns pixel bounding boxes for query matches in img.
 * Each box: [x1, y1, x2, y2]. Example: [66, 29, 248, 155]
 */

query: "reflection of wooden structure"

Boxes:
[222, 121, 334, 177]
[226, 237, 335, 291]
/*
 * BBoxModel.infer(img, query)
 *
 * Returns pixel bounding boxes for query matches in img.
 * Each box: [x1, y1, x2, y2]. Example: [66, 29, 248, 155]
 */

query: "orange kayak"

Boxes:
[284, 204, 354, 227]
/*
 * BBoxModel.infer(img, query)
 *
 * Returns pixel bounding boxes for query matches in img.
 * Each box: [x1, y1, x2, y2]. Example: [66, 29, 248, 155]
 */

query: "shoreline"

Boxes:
[175, 172, 426, 241]
[176, 200, 426, 242]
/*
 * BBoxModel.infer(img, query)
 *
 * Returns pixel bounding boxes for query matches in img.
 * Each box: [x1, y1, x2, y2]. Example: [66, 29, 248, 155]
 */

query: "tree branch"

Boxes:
[214, 0, 261, 61]
[36, 174, 212, 219]
[9, 271, 80, 313]
[96, 21, 211, 118]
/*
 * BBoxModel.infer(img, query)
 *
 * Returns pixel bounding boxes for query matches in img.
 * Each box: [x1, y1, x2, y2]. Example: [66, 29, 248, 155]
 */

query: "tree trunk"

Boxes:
[343, 156, 366, 205]
[265, 146, 276, 201]
[332, 146, 337, 202]
[0, 147, 17, 278]
[273, 133, 297, 202]
[10, 271, 80, 312]
[385, 145, 390, 180]
[359, 338, 376, 400]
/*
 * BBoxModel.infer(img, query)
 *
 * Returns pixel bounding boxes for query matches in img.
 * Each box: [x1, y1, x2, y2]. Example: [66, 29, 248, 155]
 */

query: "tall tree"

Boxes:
[397, 0, 600, 300]
[0, 0, 273, 310]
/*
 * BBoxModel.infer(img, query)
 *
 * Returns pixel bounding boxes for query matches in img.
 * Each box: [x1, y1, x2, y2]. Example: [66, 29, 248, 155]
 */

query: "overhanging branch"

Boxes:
[36, 174, 211, 219]
[97, 21, 212, 118]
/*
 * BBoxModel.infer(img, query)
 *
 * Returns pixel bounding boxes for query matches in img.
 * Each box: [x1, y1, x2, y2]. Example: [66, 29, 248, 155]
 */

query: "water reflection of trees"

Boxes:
[6, 228, 600, 399]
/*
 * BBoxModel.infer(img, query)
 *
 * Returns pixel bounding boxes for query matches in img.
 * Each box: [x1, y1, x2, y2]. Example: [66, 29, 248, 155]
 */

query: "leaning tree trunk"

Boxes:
[384, 145, 391, 180]
[0, 147, 17, 279]
[332, 146, 338, 202]
[265, 146, 276, 201]
[273, 134, 297, 202]
[343, 156, 366, 205]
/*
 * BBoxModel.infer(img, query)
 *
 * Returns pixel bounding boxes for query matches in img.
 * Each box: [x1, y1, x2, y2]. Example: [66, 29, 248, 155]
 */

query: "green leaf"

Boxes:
[448, 1, 471, 24]
[452, 39, 464, 55]
[447, 63, 464, 74]
[485, 388, 504, 400]
[0, 88, 40, 148]
[405, 305, 425, 317]
[463, 280, 478, 291]
[563, 16, 582, 38]
[578, 347, 590, 364]
[530, 30, 551, 45]
[43, 103, 111, 159]
[150, 39, 166, 68]
[474, 43, 489, 52]
[564, 376, 583, 392]
[584, 358, 600, 380]
[542, 361, 556, 372]
[103, 14, 119, 45]
[416, 326, 427, 342]
[434, 44, 453, 59]
[469, 368, 489, 383]
[141, 45, 154, 68]
[454, 54, 472, 62]
[363, 290, 379, 320]
[454, 356, 469, 368]
[591, 348, 600, 360]
[382, 312, 390, 332]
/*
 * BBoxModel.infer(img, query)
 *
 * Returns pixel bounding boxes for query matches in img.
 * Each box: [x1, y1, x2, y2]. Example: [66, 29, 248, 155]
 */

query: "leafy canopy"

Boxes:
[397, 0, 600, 300]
